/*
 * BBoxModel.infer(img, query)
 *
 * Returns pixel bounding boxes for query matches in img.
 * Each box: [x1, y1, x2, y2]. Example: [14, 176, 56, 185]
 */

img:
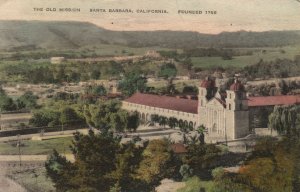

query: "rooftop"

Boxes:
[170, 143, 187, 154]
[124, 93, 198, 114]
[125, 93, 300, 112]
[248, 95, 300, 107]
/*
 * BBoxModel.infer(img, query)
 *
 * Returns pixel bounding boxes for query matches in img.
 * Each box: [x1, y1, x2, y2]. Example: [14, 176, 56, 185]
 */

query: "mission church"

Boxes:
[122, 77, 300, 142]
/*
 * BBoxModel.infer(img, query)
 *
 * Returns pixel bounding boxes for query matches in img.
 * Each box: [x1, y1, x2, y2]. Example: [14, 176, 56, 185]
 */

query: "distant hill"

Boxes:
[0, 20, 299, 51]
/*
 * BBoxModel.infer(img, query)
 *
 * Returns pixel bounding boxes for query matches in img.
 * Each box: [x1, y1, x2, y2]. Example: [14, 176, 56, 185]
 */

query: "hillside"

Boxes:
[0, 20, 300, 51]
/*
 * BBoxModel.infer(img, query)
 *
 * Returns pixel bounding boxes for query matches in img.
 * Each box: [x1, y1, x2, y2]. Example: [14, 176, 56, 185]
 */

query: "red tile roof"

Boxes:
[124, 93, 198, 114]
[170, 143, 187, 154]
[248, 95, 300, 107]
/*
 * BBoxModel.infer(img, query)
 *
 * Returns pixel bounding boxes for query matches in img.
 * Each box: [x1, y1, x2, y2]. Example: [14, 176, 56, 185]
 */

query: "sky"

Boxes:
[0, 0, 300, 33]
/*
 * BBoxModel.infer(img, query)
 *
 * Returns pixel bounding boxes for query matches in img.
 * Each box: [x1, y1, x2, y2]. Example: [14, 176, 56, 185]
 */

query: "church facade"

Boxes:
[122, 78, 300, 141]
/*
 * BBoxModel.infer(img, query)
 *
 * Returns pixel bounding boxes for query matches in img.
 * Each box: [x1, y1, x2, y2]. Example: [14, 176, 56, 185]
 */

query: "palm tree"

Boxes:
[151, 114, 159, 125]
[159, 116, 168, 128]
[196, 125, 207, 144]
[168, 117, 178, 129]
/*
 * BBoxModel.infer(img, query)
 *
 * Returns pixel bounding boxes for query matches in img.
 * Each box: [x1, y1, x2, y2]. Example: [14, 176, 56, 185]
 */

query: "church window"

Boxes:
[229, 104, 231, 110]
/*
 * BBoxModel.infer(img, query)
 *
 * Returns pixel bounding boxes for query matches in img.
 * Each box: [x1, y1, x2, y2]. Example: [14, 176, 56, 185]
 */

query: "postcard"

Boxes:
[0, 1, 300, 191]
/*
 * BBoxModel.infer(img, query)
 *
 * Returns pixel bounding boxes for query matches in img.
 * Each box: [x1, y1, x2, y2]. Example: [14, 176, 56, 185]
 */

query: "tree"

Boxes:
[135, 139, 178, 186]
[118, 72, 147, 96]
[159, 116, 168, 128]
[158, 63, 177, 79]
[108, 142, 144, 191]
[46, 131, 121, 192]
[45, 149, 74, 191]
[90, 70, 101, 80]
[221, 51, 233, 60]
[211, 172, 252, 192]
[179, 120, 190, 133]
[182, 86, 198, 94]
[166, 78, 176, 94]
[16, 91, 38, 110]
[83, 100, 121, 131]
[56, 65, 67, 82]
[168, 117, 178, 129]
[110, 110, 128, 132]
[196, 125, 207, 144]
[83, 100, 135, 133]
[69, 71, 81, 82]
[235, 138, 297, 192]
[151, 114, 160, 125]
[183, 143, 221, 178]
[179, 164, 193, 181]
[126, 111, 140, 131]
[91, 85, 107, 96]
[60, 107, 84, 131]
[268, 105, 299, 137]
[29, 109, 60, 127]
[0, 89, 16, 112]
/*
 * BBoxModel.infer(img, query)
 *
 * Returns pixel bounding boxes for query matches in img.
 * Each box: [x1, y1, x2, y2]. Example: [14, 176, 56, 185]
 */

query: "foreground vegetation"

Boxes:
[41, 104, 300, 192]
[177, 177, 214, 192]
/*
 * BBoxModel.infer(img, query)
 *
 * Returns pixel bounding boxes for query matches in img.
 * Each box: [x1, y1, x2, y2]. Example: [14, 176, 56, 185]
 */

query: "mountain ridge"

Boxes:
[0, 20, 299, 51]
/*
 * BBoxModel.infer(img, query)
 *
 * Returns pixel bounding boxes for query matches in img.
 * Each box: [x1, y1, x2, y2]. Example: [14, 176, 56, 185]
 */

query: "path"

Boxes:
[0, 175, 27, 192]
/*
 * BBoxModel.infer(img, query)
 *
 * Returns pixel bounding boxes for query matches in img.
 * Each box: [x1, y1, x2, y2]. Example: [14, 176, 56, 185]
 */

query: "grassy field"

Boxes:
[0, 44, 172, 60]
[191, 46, 300, 69]
[0, 137, 73, 155]
[8, 167, 55, 192]
[86, 44, 171, 56]
[177, 176, 214, 192]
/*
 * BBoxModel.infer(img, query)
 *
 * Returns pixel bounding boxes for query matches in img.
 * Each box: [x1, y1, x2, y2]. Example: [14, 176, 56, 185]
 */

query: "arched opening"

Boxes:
[146, 114, 150, 122]
[141, 113, 146, 124]
[212, 123, 217, 132]
[189, 121, 194, 130]
[184, 120, 188, 128]
[213, 111, 218, 131]
[178, 119, 184, 129]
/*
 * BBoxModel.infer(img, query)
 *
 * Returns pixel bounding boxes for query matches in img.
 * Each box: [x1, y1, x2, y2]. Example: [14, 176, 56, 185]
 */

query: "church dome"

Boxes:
[230, 80, 244, 92]
[200, 78, 215, 88]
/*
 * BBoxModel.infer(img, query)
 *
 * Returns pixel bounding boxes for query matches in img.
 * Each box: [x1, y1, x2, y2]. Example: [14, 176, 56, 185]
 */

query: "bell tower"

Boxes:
[225, 78, 249, 139]
[198, 77, 216, 127]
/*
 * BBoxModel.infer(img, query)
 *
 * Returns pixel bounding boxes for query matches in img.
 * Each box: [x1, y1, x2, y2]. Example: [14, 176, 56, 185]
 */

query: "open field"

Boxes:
[84, 44, 171, 56]
[0, 44, 172, 60]
[191, 46, 300, 69]
[0, 137, 73, 155]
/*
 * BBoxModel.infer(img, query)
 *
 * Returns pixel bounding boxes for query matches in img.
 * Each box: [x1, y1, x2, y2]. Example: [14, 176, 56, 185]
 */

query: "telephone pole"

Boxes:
[17, 134, 22, 167]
